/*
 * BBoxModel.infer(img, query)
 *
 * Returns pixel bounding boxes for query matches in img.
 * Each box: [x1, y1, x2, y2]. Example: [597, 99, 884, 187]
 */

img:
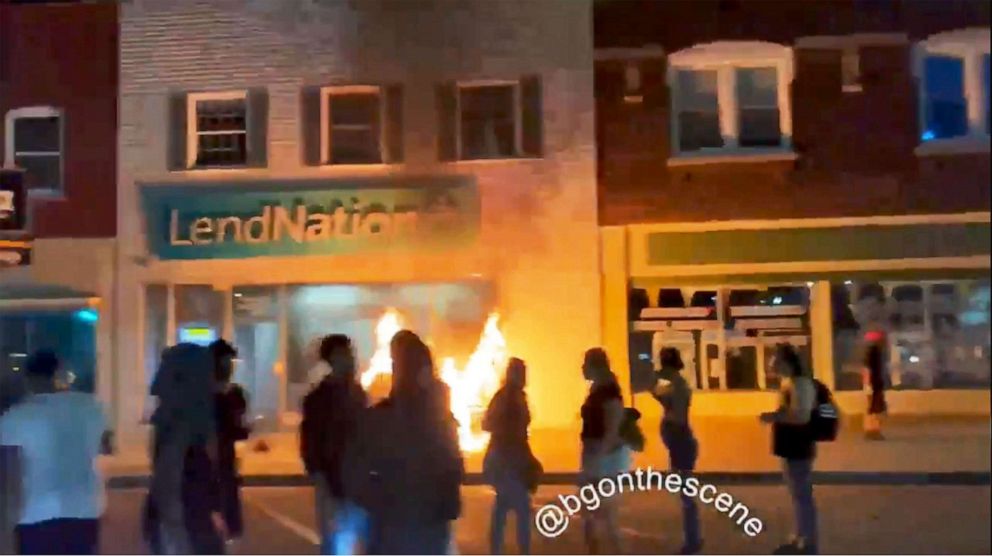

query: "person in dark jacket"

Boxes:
[210, 340, 250, 541]
[483, 357, 540, 554]
[300, 335, 368, 555]
[862, 337, 887, 440]
[343, 330, 463, 555]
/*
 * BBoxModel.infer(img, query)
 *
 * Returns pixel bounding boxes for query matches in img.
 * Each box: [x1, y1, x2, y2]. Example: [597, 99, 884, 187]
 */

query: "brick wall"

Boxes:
[595, 0, 991, 225]
[0, 2, 118, 238]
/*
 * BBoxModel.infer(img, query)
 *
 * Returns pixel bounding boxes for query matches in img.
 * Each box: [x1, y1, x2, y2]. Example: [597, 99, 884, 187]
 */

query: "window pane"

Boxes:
[739, 108, 782, 147]
[330, 93, 379, 127]
[460, 85, 516, 159]
[330, 128, 382, 165]
[196, 133, 247, 166]
[737, 67, 778, 107]
[174, 285, 224, 345]
[196, 99, 246, 132]
[677, 70, 718, 110]
[924, 56, 968, 139]
[14, 154, 60, 191]
[678, 112, 723, 151]
[13, 116, 60, 153]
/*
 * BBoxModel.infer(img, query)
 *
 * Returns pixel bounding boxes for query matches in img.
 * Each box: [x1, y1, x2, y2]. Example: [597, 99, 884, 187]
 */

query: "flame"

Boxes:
[359, 309, 507, 452]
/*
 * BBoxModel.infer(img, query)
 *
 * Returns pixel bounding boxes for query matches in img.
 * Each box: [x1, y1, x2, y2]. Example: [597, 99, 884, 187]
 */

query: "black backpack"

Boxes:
[809, 379, 839, 442]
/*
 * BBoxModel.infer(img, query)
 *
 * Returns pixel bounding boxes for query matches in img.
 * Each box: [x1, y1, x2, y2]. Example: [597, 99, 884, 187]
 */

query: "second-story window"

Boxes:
[917, 28, 991, 146]
[323, 86, 382, 165]
[168, 89, 268, 171]
[436, 76, 543, 161]
[668, 42, 794, 159]
[4, 107, 63, 194]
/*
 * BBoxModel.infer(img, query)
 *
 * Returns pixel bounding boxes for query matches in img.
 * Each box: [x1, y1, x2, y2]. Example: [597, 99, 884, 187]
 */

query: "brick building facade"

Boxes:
[595, 0, 991, 421]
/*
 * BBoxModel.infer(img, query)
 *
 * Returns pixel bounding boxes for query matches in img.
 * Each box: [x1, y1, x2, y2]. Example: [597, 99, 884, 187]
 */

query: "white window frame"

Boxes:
[4, 106, 64, 197]
[186, 90, 249, 169]
[455, 79, 523, 161]
[319, 85, 385, 167]
[913, 27, 991, 156]
[667, 41, 796, 165]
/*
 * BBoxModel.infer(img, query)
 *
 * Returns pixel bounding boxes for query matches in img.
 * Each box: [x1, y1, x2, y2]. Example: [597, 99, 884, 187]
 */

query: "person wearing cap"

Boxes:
[0, 350, 110, 555]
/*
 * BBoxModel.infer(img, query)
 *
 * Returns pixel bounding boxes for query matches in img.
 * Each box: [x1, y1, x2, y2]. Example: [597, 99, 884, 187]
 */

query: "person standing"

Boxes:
[300, 335, 369, 555]
[862, 337, 887, 440]
[652, 347, 702, 555]
[344, 330, 463, 555]
[760, 344, 819, 555]
[579, 347, 626, 554]
[483, 358, 540, 554]
[210, 340, 250, 542]
[0, 350, 109, 555]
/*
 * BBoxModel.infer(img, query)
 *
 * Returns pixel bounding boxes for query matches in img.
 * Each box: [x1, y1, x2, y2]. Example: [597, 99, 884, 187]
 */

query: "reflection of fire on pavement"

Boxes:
[359, 308, 508, 452]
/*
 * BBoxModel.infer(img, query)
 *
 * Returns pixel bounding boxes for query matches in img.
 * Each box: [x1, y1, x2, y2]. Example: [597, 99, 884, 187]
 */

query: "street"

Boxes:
[98, 484, 992, 554]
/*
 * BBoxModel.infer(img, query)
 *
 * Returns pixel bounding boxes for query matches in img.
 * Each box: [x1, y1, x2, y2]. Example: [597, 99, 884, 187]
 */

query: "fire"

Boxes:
[358, 309, 508, 452]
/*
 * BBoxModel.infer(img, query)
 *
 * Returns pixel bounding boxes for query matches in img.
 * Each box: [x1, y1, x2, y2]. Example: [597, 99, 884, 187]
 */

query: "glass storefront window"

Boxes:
[831, 279, 991, 390]
[633, 284, 812, 391]
[174, 285, 224, 346]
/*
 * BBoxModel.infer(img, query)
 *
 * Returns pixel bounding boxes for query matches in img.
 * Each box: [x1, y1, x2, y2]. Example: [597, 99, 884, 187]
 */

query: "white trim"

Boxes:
[913, 27, 991, 149]
[630, 256, 990, 279]
[319, 85, 385, 166]
[4, 106, 64, 196]
[625, 211, 991, 234]
[667, 149, 797, 167]
[0, 297, 99, 311]
[455, 79, 522, 161]
[186, 90, 248, 169]
[668, 42, 794, 158]
[914, 135, 991, 156]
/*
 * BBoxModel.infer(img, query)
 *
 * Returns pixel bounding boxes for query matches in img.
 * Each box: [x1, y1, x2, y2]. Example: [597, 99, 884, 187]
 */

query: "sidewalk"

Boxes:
[100, 415, 991, 480]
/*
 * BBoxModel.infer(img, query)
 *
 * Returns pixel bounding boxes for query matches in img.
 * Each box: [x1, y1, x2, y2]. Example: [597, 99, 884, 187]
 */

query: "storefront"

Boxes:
[602, 212, 991, 421]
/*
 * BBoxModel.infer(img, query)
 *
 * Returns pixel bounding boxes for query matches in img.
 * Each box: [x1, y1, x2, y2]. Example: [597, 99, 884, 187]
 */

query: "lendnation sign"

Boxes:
[140, 177, 480, 260]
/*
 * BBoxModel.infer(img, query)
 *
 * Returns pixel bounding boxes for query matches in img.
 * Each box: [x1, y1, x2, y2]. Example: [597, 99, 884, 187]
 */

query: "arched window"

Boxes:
[667, 41, 794, 161]
[914, 27, 991, 153]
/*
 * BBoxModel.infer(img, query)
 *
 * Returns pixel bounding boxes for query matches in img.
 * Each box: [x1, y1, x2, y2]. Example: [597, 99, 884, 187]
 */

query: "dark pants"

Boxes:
[661, 423, 701, 548]
[783, 458, 818, 550]
[16, 518, 99, 555]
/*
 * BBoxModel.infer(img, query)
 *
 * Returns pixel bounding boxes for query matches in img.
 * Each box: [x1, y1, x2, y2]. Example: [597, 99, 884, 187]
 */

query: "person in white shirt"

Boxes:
[0, 350, 109, 555]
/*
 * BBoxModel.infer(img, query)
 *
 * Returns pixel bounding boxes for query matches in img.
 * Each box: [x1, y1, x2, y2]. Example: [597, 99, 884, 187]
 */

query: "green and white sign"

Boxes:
[141, 177, 480, 260]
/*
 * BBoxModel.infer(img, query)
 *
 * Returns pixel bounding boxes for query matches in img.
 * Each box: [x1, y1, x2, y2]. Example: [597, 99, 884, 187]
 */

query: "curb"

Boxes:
[107, 470, 992, 489]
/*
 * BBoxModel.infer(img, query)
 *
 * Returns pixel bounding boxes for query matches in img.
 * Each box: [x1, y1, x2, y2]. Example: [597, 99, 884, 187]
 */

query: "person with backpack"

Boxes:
[760, 344, 822, 555]
[653, 347, 702, 555]
[300, 335, 369, 555]
[343, 331, 463, 554]
[579, 347, 627, 554]
[483, 357, 541, 554]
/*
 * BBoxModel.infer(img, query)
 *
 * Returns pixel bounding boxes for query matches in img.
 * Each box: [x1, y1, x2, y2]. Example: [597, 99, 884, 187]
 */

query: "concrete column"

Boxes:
[810, 280, 836, 390]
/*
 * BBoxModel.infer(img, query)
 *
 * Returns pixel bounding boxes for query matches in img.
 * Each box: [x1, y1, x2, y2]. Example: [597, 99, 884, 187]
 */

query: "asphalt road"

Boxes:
[100, 484, 991, 554]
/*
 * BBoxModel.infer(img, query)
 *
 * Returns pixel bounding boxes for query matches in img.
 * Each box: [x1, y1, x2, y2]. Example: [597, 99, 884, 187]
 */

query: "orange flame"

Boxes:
[358, 309, 507, 452]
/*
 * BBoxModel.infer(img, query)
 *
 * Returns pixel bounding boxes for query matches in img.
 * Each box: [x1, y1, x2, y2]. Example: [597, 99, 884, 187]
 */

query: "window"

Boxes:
[668, 42, 794, 160]
[170, 89, 268, 171]
[916, 28, 991, 148]
[4, 107, 63, 194]
[322, 86, 382, 165]
[190, 92, 247, 167]
[437, 76, 543, 161]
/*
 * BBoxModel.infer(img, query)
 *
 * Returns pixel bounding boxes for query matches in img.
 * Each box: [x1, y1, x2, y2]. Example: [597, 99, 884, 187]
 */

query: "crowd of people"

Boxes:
[0, 326, 889, 555]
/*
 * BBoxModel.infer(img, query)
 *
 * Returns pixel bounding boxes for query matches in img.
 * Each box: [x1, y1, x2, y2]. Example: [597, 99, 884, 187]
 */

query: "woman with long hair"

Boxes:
[579, 347, 626, 554]
[862, 339, 887, 440]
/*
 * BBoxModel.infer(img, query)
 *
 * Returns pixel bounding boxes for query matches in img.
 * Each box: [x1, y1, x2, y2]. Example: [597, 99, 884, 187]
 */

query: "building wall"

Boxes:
[594, 1, 990, 225]
[0, 2, 118, 238]
[117, 0, 599, 444]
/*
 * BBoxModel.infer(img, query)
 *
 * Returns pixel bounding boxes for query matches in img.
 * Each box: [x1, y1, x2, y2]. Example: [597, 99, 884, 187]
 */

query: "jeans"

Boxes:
[782, 458, 818, 549]
[16, 518, 99, 555]
[314, 475, 368, 555]
[489, 475, 531, 554]
[661, 424, 701, 548]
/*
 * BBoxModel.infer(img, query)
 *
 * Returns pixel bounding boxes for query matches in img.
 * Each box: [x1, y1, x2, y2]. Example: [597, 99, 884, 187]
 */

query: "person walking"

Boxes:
[210, 340, 250, 542]
[862, 336, 887, 440]
[300, 334, 369, 555]
[483, 358, 540, 554]
[144, 343, 226, 555]
[344, 330, 463, 555]
[0, 350, 110, 555]
[760, 344, 819, 555]
[579, 347, 627, 554]
[652, 347, 702, 555]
